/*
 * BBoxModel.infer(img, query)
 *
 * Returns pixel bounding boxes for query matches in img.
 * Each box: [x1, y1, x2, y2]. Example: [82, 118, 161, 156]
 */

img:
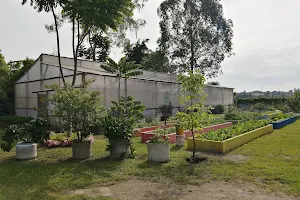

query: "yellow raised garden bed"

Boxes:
[187, 125, 273, 154]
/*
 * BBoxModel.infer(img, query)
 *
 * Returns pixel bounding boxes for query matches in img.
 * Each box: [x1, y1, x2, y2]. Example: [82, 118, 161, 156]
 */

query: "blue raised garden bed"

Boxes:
[269, 116, 297, 129]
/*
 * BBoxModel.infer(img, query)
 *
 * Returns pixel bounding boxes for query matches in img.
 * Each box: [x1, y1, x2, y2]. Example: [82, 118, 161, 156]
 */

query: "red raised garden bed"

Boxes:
[139, 122, 232, 143]
[134, 124, 172, 137]
[184, 122, 232, 138]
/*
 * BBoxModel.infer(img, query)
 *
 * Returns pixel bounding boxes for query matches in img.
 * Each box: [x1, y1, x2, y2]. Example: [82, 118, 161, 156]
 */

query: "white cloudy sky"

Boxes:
[1, 0, 300, 92]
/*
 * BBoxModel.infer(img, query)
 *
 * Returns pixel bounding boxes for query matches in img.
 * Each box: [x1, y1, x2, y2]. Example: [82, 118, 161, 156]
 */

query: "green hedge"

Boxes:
[0, 116, 33, 127]
[237, 98, 288, 106]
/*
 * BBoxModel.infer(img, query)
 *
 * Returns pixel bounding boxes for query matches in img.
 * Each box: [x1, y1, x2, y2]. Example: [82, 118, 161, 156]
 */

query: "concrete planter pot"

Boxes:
[72, 141, 92, 159]
[147, 143, 170, 163]
[176, 135, 185, 147]
[16, 142, 37, 160]
[109, 139, 131, 160]
[187, 125, 273, 154]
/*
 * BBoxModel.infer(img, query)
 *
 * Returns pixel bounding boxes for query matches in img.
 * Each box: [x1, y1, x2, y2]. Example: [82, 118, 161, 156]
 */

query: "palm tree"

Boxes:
[101, 57, 143, 101]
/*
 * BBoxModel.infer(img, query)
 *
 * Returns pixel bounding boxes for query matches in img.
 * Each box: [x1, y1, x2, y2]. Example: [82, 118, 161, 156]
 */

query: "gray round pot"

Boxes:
[72, 141, 92, 159]
[109, 139, 131, 160]
[176, 135, 185, 147]
[16, 142, 37, 160]
[147, 143, 170, 163]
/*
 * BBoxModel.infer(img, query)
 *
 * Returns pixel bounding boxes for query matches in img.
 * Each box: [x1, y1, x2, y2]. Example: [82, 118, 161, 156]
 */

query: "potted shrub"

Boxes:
[102, 96, 145, 160]
[159, 102, 173, 126]
[0, 117, 51, 160]
[48, 82, 106, 159]
[147, 134, 170, 163]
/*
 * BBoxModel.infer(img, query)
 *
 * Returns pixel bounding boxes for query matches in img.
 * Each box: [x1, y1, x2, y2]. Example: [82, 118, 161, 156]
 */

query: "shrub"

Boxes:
[147, 134, 169, 144]
[0, 124, 28, 152]
[27, 117, 51, 144]
[252, 102, 266, 112]
[199, 120, 269, 141]
[211, 104, 225, 114]
[225, 107, 261, 120]
[288, 91, 300, 113]
[0, 116, 33, 127]
[159, 102, 173, 125]
[102, 96, 145, 154]
[47, 82, 106, 142]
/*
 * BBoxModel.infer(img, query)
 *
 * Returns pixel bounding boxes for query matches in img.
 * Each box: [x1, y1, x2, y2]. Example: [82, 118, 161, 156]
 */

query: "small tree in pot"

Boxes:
[159, 102, 173, 126]
[48, 82, 106, 159]
[102, 96, 145, 160]
[1, 117, 51, 159]
[176, 71, 212, 164]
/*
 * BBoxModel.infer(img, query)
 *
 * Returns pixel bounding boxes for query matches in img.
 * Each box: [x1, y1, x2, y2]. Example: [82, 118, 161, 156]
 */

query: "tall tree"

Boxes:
[141, 50, 176, 73]
[158, 0, 234, 77]
[101, 57, 143, 101]
[22, 0, 148, 86]
[124, 39, 151, 64]
[78, 32, 111, 62]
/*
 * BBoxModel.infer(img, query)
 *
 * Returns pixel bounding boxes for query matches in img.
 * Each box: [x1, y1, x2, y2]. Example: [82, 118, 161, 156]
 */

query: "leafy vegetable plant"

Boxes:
[199, 120, 269, 141]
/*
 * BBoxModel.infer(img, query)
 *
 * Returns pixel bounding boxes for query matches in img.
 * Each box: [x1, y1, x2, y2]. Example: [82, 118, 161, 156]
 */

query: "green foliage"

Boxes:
[224, 107, 261, 120]
[269, 113, 293, 122]
[288, 91, 300, 113]
[0, 117, 50, 152]
[252, 102, 267, 112]
[0, 124, 27, 152]
[147, 134, 169, 144]
[27, 117, 51, 144]
[124, 39, 151, 64]
[154, 127, 176, 135]
[200, 120, 270, 141]
[47, 82, 106, 142]
[176, 71, 212, 162]
[49, 132, 77, 141]
[158, 0, 233, 76]
[237, 97, 288, 109]
[0, 115, 33, 125]
[0, 50, 34, 115]
[141, 51, 175, 73]
[101, 57, 143, 99]
[78, 33, 111, 62]
[176, 71, 212, 131]
[212, 104, 225, 114]
[102, 96, 145, 141]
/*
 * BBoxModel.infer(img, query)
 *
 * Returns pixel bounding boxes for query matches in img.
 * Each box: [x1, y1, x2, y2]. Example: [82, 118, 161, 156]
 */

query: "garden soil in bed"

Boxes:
[68, 179, 297, 200]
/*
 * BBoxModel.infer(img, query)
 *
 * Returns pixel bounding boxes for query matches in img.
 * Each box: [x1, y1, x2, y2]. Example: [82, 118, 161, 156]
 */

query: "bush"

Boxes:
[48, 82, 106, 142]
[211, 104, 225, 114]
[288, 92, 300, 113]
[224, 107, 261, 120]
[252, 102, 266, 112]
[0, 116, 33, 127]
[27, 117, 51, 144]
[0, 117, 51, 152]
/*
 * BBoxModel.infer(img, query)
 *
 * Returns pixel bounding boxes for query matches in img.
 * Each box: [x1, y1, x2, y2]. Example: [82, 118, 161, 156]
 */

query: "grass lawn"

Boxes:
[1, 121, 300, 199]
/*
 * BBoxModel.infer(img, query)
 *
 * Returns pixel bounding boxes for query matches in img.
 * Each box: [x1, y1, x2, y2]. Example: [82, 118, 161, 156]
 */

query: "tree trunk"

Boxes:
[192, 126, 196, 163]
[51, 6, 66, 86]
[72, 20, 80, 87]
[118, 75, 121, 100]
[125, 78, 128, 99]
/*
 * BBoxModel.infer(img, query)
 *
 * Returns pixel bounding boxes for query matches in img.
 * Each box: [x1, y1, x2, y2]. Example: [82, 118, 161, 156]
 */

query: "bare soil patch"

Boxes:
[69, 179, 297, 200]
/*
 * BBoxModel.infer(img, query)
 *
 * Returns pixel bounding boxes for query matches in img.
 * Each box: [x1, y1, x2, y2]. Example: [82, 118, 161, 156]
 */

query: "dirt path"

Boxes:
[69, 179, 298, 200]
